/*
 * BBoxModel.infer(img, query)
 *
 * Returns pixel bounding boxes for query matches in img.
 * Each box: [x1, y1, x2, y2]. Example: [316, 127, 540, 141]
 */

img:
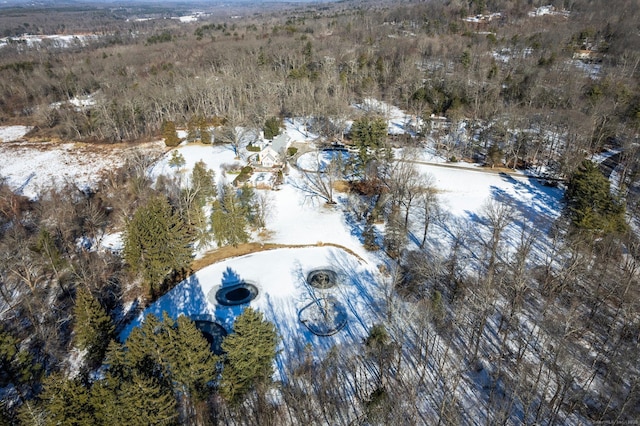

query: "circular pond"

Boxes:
[298, 297, 348, 336]
[193, 320, 227, 355]
[307, 269, 338, 289]
[215, 282, 258, 305]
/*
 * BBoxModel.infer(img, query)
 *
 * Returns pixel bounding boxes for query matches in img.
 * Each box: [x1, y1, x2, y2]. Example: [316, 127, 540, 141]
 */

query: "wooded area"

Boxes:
[1, 0, 640, 424]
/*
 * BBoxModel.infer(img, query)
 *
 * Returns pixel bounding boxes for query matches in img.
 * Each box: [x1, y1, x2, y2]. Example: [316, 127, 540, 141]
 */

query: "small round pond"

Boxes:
[307, 269, 338, 289]
[193, 320, 227, 355]
[215, 282, 259, 306]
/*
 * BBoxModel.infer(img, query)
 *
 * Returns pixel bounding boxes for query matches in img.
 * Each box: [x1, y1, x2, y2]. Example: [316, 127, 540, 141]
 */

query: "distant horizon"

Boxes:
[0, 0, 336, 4]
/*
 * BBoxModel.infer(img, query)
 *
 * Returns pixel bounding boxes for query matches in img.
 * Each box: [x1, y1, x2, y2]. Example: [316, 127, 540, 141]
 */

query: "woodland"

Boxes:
[1, 0, 640, 424]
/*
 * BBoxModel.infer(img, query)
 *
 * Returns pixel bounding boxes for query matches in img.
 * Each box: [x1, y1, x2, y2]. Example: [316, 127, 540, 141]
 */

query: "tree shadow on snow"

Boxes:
[265, 251, 382, 382]
[221, 267, 242, 286]
[213, 268, 249, 333]
[119, 273, 210, 342]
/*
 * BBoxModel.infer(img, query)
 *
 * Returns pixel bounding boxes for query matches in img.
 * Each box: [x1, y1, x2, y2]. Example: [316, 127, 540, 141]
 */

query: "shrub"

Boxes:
[233, 166, 253, 185]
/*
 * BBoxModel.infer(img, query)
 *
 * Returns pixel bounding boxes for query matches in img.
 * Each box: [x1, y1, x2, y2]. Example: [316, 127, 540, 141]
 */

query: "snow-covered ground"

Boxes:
[120, 246, 380, 376]
[50, 93, 98, 111]
[115, 119, 564, 382]
[0, 136, 165, 199]
[0, 126, 32, 143]
[1, 101, 566, 386]
[0, 34, 99, 50]
[296, 149, 352, 172]
[354, 98, 422, 136]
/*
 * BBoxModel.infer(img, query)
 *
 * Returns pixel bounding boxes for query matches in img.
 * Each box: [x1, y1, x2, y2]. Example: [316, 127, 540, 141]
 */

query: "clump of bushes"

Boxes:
[233, 166, 253, 185]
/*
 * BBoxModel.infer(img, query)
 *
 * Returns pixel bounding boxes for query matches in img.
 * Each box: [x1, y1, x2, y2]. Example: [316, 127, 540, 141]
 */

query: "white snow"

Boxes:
[296, 149, 352, 172]
[172, 12, 206, 23]
[50, 93, 98, 111]
[0, 34, 99, 50]
[120, 246, 380, 373]
[0, 126, 32, 143]
[0, 101, 568, 392]
[150, 144, 237, 184]
[417, 163, 562, 219]
[354, 98, 422, 136]
[282, 118, 321, 142]
[118, 127, 564, 384]
[0, 140, 165, 199]
[98, 232, 124, 253]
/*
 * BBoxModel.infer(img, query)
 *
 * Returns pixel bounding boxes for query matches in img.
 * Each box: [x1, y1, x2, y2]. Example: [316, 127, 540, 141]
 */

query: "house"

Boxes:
[272, 133, 291, 154]
[258, 133, 291, 168]
[528, 5, 570, 18]
[259, 146, 280, 168]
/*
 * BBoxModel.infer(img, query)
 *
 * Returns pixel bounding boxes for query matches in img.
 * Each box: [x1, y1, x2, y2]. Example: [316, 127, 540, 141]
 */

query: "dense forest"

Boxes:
[1, 0, 640, 424]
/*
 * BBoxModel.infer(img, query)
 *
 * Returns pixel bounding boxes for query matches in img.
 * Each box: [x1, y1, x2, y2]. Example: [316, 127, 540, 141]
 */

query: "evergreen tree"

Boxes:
[118, 313, 218, 401]
[350, 116, 388, 167]
[220, 307, 278, 403]
[0, 329, 41, 393]
[35, 228, 66, 283]
[161, 121, 180, 147]
[119, 313, 173, 386]
[168, 150, 186, 170]
[210, 202, 227, 248]
[362, 218, 378, 251]
[103, 340, 129, 380]
[91, 372, 177, 426]
[189, 160, 217, 207]
[171, 316, 218, 399]
[485, 143, 503, 168]
[39, 373, 94, 426]
[238, 184, 258, 226]
[211, 186, 249, 248]
[181, 161, 216, 249]
[263, 116, 282, 139]
[186, 116, 200, 143]
[123, 197, 193, 297]
[566, 159, 626, 233]
[364, 324, 395, 392]
[383, 206, 405, 259]
[73, 287, 114, 365]
[198, 117, 212, 144]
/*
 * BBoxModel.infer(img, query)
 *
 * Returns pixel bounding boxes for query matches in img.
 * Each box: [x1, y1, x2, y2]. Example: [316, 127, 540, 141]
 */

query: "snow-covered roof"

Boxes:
[259, 146, 281, 166]
[272, 133, 291, 153]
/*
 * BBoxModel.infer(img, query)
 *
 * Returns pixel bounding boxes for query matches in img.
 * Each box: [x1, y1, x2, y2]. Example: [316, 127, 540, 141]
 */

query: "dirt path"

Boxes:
[192, 242, 366, 272]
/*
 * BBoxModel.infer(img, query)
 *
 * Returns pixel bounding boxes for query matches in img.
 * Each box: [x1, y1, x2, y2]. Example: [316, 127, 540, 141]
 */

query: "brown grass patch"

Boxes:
[191, 241, 366, 272]
[332, 179, 350, 193]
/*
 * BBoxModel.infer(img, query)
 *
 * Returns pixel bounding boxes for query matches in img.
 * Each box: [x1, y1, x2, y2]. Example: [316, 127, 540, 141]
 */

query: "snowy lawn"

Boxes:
[122, 138, 564, 382]
[0, 106, 566, 387]
[120, 246, 383, 378]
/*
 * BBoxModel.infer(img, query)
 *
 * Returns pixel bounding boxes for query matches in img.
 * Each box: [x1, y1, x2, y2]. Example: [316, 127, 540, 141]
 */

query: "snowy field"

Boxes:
[120, 246, 381, 376]
[0, 134, 165, 199]
[0, 107, 565, 379]
[117, 128, 563, 380]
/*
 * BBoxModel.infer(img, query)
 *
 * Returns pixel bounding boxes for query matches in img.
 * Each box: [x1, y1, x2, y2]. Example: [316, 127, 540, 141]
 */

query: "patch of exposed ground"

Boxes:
[192, 242, 365, 272]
